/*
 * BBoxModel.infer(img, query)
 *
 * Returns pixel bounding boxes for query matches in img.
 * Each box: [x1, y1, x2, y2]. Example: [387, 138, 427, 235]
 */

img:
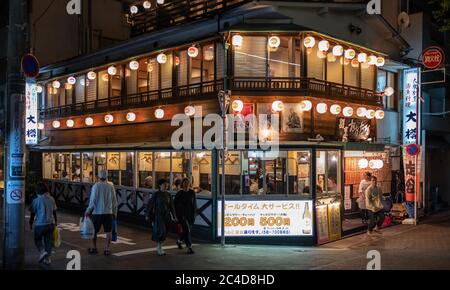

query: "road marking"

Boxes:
[113, 244, 199, 257]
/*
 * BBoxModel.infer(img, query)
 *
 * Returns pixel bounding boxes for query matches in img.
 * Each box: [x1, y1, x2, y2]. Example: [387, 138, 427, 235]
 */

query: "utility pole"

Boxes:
[3, 0, 28, 270]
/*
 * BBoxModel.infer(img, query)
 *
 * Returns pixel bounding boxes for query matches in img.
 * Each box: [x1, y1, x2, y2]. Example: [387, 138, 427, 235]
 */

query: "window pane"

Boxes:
[193, 151, 212, 194]
[172, 152, 191, 191]
[203, 44, 215, 82]
[344, 61, 359, 87]
[94, 152, 107, 181]
[377, 70, 387, 91]
[361, 65, 375, 90]
[316, 151, 326, 195]
[154, 152, 171, 184]
[178, 50, 188, 86]
[307, 46, 325, 79]
[111, 66, 122, 98]
[75, 76, 85, 103]
[268, 36, 290, 78]
[265, 153, 287, 195]
[65, 82, 73, 105]
[86, 77, 97, 102]
[82, 153, 94, 183]
[148, 58, 159, 91]
[161, 53, 173, 89]
[43, 153, 54, 179]
[72, 153, 81, 182]
[98, 70, 109, 99]
[138, 59, 148, 93]
[219, 151, 241, 195]
[126, 68, 137, 95]
[234, 36, 267, 77]
[121, 152, 135, 187]
[107, 152, 121, 185]
[288, 151, 311, 196]
[327, 57, 343, 84]
[139, 152, 153, 188]
[326, 151, 340, 194]
[190, 50, 202, 84]
[294, 37, 301, 78]
[54, 153, 72, 180]
[216, 43, 224, 80]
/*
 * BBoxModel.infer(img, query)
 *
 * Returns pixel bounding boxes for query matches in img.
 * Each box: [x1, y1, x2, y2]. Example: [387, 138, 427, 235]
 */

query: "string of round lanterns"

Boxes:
[232, 100, 244, 113]
[157, 53, 167, 64]
[126, 112, 136, 122]
[66, 119, 75, 128]
[85, 117, 94, 126]
[67, 77, 76, 85]
[155, 108, 165, 119]
[104, 114, 114, 124]
[268, 36, 281, 49]
[272, 100, 284, 112]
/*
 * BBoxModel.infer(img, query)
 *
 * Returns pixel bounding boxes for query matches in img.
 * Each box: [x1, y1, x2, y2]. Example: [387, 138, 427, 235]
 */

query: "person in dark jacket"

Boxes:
[174, 177, 197, 254]
[146, 178, 177, 256]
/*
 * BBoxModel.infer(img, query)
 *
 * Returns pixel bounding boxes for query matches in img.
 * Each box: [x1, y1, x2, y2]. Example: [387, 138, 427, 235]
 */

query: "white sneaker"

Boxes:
[43, 257, 51, 265]
[38, 251, 48, 263]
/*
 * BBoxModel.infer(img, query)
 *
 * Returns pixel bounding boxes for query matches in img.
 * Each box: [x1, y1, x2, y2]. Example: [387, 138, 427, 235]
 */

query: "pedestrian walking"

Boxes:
[29, 182, 58, 265]
[365, 176, 385, 235]
[174, 178, 198, 254]
[146, 178, 177, 256]
[85, 170, 118, 256]
[357, 172, 372, 224]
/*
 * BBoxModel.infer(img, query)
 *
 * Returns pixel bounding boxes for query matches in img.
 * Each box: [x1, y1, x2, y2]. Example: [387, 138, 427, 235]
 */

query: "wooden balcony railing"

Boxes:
[40, 78, 382, 119]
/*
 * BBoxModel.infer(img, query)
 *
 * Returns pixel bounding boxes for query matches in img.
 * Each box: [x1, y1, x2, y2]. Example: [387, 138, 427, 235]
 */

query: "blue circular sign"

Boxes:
[21, 54, 40, 78]
[406, 144, 420, 156]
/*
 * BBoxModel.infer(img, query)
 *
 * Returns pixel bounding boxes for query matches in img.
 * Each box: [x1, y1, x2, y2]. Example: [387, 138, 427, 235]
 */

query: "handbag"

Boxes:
[53, 226, 61, 248]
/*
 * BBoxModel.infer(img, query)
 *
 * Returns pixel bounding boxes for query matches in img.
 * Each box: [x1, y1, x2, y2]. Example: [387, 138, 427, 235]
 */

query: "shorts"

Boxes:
[92, 214, 113, 234]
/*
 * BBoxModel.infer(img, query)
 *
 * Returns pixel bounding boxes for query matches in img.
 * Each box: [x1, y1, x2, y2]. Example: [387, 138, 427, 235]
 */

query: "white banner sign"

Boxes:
[7, 180, 25, 204]
[25, 79, 38, 145]
[402, 68, 420, 145]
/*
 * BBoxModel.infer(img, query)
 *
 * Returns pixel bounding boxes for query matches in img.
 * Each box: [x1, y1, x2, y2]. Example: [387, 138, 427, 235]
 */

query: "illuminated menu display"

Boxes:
[217, 200, 313, 237]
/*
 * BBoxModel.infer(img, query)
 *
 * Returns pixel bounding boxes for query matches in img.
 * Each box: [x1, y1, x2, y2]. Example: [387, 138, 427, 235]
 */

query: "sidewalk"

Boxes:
[1, 204, 450, 270]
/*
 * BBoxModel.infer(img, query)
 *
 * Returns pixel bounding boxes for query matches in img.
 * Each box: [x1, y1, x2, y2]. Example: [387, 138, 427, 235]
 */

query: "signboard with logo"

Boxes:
[25, 79, 38, 145]
[337, 117, 371, 142]
[402, 68, 420, 145]
[217, 200, 313, 237]
[403, 147, 421, 204]
[6, 180, 25, 204]
[421, 46, 445, 70]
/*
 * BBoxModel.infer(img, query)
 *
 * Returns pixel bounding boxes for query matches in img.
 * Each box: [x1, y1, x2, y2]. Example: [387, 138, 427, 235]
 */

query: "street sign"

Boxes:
[406, 144, 420, 156]
[421, 46, 445, 70]
[6, 180, 25, 204]
[21, 54, 40, 78]
[10, 153, 25, 178]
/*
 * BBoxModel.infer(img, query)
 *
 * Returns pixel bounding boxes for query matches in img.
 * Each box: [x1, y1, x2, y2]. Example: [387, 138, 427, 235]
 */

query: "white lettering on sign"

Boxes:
[25, 80, 38, 145]
[66, 0, 81, 15]
[6, 180, 25, 204]
[366, 0, 381, 15]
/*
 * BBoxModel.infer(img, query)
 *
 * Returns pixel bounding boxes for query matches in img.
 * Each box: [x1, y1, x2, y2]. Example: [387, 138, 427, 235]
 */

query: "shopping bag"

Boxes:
[111, 218, 118, 242]
[382, 215, 393, 228]
[53, 226, 61, 248]
[79, 217, 95, 240]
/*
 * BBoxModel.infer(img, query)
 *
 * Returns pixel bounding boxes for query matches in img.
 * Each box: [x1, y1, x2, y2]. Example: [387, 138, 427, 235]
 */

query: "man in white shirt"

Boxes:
[357, 172, 372, 224]
[85, 170, 118, 256]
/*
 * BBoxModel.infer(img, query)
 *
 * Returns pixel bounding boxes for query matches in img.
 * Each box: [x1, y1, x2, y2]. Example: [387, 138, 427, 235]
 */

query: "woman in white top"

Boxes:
[357, 172, 372, 224]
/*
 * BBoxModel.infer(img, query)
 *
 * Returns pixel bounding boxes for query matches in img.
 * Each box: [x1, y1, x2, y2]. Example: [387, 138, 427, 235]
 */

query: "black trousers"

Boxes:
[178, 220, 193, 248]
[368, 210, 385, 231]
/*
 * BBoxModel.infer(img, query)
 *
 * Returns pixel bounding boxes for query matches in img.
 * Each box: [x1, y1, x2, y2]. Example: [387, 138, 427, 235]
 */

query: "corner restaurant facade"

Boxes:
[31, 13, 398, 246]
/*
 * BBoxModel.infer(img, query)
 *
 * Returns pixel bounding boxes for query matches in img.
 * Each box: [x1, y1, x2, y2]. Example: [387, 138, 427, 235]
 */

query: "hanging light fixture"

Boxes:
[318, 40, 330, 52]
[184, 105, 196, 117]
[343, 106, 354, 117]
[129, 60, 139, 70]
[85, 117, 94, 126]
[357, 52, 367, 63]
[384, 87, 394, 97]
[368, 55, 377, 65]
[126, 112, 136, 122]
[157, 53, 167, 64]
[330, 104, 342, 115]
[87, 71, 96, 80]
[316, 103, 327, 114]
[37, 85, 43, 93]
[356, 107, 367, 118]
[344, 49, 356, 60]
[108, 66, 117, 76]
[300, 100, 312, 111]
[143, 1, 151, 9]
[332, 45, 343, 56]
[66, 119, 74, 128]
[358, 158, 369, 169]
[37, 122, 45, 130]
[351, 59, 360, 68]
[130, 5, 138, 14]
[188, 46, 199, 58]
[52, 80, 61, 89]
[303, 36, 316, 48]
[376, 56, 385, 67]
[375, 110, 385, 120]
[232, 35, 243, 47]
[268, 36, 281, 48]
[327, 52, 336, 62]
[52, 120, 61, 129]
[366, 109, 376, 119]
[104, 114, 114, 124]
[67, 77, 76, 85]
[232, 100, 244, 113]
[157, 0, 165, 4]
[272, 100, 284, 112]
[155, 108, 165, 119]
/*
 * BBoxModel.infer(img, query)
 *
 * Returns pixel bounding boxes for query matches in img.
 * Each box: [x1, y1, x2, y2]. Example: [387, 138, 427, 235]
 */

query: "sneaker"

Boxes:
[187, 248, 194, 255]
[176, 240, 183, 250]
[157, 249, 166, 256]
[38, 251, 48, 263]
[43, 257, 51, 265]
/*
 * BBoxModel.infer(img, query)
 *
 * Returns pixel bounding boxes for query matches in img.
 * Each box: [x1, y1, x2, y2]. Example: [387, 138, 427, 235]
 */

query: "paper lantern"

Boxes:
[104, 114, 114, 124]
[157, 0, 165, 4]
[351, 59, 360, 68]
[52, 120, 60, 128]
[184, 105, 196, 117]
[108, 66, 117, 76]
[384, 87, 394, 97]
[126, 112, 136, 122]
[332, 45, 343, 56]
[102, 74, 109, 82]
[130, 5, 138, 14]
[366, 109, 376, 119]
[375, 110, 385, 120]
[52, 80, 61, 89]
[303, 36, 316, 48]
[358, 53, 367, 63]
[232, 35, 243, 47]
[188, 46, 199, 58]
[37, 122, 45, 130]
[67, 77, 76, 85]
[316, 103, 327, 114]
[343, 106, 354, 117]
[358, 158, 369, 169]
[143, 1, 151, 9]
[344, 49, 356, 59]
[232, 100, 244, 112]
[318, 40, 330, 52]
[155, 108, 165, 119]
[36, 85, 43, 93]
[368, 55, 377, 65]
[85, 117, 94, 126]
[157, 53, 167, 64]
[129, 60, 139, 70]
[330, 104, 342, 115]
[87, 71, 96, 80]
[376, 57, 385, 67]
[272, 100, 284, 112]
[66, 119, 74, 128]
[268, 36, 281, 48]
[357, 107, 367, 117]
[300, 100, 312, 111]
[327, 52, 336, 62]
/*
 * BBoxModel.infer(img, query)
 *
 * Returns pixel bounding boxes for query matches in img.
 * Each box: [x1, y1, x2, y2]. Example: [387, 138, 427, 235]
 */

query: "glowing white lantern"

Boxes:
[303, 36, 316, 48]
[366, 109, 376, 119]
[232, 100, 244, 112]
[129, 60, 139, 70]
[330, 104, 342, 115]
[37, 85, 43, 93]
[157, 0, 165, 4]
[126, 112, 136, 122]
[343, 106, 354, 117]
[368, 55, 377, 65]
[268, 36, 281, 48]
[143, 1, 151, 9]
[130, 5, 138, 14]
[52, 120, 60, 128]
[104, 114, 114, 124]
[102, 74, 109, 82]
[204, 46, 214, 61]
[375, 110, 385, 120]
[332, 45, 343, 56]
[317, 50, 327, 59]
[155, 108, 165, 119]
[272, 100, 284, 112]
[184, 105, 196, 117]
[37, 122, 45, 130]
[67, 77, 76, 85]
[52, 80, 61, 89]
[316, 103, 327, 114]
[376, 160, 384, 169]
[327, 52, 336, 62]
[108, 66, 117, 76]
[351, 59, 360, 68]
[358, 158, 369, 169]
[300, 100, 312, 111]
[87, 71, 96, 80]
[356, 107, 367, 118]
[187, 46, 199, 58]
[376, 56, 385, 67]
[384, 86, 394, 97]
[66, 119, 74, 128]
[157, 53, 167, 64]
[344, 49, 356, 59]
[318, 40, 330, 52]
[85, 117, 94, 126]
[232, 35, 243, 47]
[358, 53, 367, 63]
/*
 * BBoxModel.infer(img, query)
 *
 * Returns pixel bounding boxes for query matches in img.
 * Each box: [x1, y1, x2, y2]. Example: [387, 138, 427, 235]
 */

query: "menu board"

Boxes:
[316, 204, 330, 244]
[328, 203, 342, 241]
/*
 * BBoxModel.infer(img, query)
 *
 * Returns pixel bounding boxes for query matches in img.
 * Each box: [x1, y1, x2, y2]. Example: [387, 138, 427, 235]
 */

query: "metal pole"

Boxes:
[3, 0, 28, 270]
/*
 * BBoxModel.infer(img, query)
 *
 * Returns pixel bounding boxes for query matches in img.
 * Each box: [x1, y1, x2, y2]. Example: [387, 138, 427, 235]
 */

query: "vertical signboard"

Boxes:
[402, 68, 420, 145]
[25, 79, 38, 145]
